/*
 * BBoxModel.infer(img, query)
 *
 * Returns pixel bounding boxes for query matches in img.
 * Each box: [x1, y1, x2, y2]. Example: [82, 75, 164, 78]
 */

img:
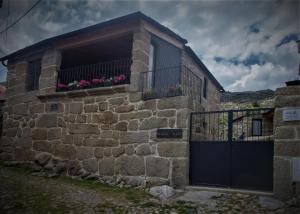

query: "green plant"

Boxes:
[143, 90, 158, 100]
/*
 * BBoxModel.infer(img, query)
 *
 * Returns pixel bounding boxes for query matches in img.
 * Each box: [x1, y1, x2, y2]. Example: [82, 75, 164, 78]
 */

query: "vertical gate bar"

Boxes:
[228, 110, 233, 142]
[189, 112, 193, 142]
[228, 110, 233, 187]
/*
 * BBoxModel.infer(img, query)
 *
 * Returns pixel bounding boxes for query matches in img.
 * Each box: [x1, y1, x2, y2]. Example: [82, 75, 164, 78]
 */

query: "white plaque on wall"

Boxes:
[293, 158, 300, 182]
[282, 108, 300, 122]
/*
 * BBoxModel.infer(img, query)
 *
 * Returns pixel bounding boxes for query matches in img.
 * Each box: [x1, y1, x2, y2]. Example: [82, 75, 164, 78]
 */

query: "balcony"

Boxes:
[56, 58, 131, 92]
[140, 65, 202, 102]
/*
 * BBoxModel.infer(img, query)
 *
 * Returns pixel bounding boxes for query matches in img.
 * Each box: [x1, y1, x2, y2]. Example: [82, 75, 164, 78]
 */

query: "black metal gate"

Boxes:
[189, 108, 274, 191]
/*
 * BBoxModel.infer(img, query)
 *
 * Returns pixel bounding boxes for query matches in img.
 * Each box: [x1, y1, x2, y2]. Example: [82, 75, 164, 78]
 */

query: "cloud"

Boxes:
[0, 0, 298, 92]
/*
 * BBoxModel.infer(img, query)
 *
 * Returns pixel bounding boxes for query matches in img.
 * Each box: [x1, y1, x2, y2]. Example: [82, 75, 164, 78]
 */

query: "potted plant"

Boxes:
[79, 80, 91, 89]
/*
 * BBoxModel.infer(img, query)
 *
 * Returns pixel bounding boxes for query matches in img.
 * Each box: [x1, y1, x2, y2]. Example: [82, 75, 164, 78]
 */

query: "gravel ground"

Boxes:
[0, 163, 299, 214]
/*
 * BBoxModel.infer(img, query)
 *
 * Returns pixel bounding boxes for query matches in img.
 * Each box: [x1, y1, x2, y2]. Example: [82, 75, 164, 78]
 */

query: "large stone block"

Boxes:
[157, 110, 176, 117]
[273, 156, 293, 200]
[77, 147, 94, 160]
[275, 95, 300, 108]
[92, 111, 118, 124]
[42, 50, 61, 68]
[158, 142, 188, 157]
[120, 132, 149, 144]
[13, 103, 28, 115]
[116, 155, 145, 176]
[45, 103, 64, 113]
[139, 117, 168, 130]
[94, 147, 104, 159]
[67, 160, 82, 176]
[48, 128, 61, 140]
[98, 102, 108, 111]
[36, 114, 57, 128]
[115, 121, 128, 131]
[69, 124, 99, 134]
[84, 138, 118, 147]
[4, 119, 19, 129]
[274, 140, 300, 156]
[108, 97, 124, 105]
[176, 109, 190, 128]
[30, 103, 45, 114]
[119, 110, 152, 121]
[129, 92, 142, 102]
[136, 144, 151, 156]
[146, 157, 170, 178]
[54, 144, 76, 160]
[33, 141, 51, 152]
[115, 105, 135, 113]
[172, 158, 188, 187]
[82, 158, 98, 173]
[275, 126, 296, 139]
[84, 104, 98, 113]
[32, 129, 47, 140]
[157, 96, 189, 110]
[112, 146, 125, 157]
[6, 128, 18, 137]
[99, 157, 115, 175]
[128, 120, 139, 131]
[138, 100, 156, 111]
[15, 148, 34, 161]
[69, 103, 83, 114]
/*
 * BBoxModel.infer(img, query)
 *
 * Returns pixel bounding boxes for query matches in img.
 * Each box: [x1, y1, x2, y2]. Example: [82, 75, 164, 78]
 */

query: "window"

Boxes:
[252, 119, 262, 136]
[147, 44, 155, 89]
[26, 59, 41, 91]
[203, 77, 208, 99]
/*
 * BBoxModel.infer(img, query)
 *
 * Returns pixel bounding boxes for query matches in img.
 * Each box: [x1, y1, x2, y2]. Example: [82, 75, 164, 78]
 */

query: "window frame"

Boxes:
[252, 118, 263, 136]
[26, 58, 42, 92]
[203, 77, 208, 99]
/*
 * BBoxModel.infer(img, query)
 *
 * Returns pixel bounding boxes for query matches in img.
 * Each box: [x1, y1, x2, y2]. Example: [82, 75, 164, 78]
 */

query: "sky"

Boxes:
[0, 0, 299, 92]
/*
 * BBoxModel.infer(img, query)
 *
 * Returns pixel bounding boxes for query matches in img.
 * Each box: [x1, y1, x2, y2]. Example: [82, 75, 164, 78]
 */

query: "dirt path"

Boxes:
[0, 164, 197, 213]
[0, 163, 299, 214]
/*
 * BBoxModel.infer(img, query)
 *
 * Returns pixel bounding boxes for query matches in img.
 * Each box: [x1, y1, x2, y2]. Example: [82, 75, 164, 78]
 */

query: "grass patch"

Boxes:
[59, 175, 151, 203]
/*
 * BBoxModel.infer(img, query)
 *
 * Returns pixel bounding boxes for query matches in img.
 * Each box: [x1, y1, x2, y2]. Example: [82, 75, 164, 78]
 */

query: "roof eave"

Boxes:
[184, 46, 224, 92]
[1, 11, 187, 62]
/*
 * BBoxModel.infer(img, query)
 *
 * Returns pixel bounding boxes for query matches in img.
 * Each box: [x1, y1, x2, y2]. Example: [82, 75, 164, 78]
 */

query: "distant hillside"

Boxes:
[221, 89, 275, 103]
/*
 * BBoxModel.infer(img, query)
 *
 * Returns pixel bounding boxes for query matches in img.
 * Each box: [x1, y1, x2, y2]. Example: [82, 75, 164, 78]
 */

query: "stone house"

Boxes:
[0, 12, 224, 187]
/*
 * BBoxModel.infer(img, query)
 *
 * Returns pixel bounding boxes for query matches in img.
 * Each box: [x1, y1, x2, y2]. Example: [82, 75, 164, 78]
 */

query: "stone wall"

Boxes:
[1, 83, 191, 186]
[0, 20, 222, 189]
[273, 85, 300, 200]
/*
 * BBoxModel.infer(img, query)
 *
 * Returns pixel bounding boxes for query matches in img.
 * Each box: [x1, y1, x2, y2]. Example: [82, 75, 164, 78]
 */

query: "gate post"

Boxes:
[273, 85, 300, 200]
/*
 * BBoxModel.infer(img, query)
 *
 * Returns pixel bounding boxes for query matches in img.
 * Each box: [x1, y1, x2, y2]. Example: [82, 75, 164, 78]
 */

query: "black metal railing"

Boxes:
[56, 58, 131, 92]
[190, 108, 274, 142]
[140, 65, 202, 102]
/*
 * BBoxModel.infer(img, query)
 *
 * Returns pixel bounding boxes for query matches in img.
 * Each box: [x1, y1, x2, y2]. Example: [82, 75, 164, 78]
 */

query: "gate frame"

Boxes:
[189, 108, 274, 191]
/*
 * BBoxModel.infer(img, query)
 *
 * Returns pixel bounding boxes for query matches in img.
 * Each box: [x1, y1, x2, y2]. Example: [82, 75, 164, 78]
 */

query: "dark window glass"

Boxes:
[203, 77, 208, 99]
[27, 59, 41, 91]
[252, 119, 262, 136]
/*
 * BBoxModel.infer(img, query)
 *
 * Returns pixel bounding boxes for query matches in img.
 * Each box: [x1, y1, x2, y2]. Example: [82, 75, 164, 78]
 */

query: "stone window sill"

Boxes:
[37, 84, 129, 99]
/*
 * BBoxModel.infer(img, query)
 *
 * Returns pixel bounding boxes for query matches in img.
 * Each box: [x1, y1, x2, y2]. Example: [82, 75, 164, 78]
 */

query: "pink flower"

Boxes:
[57, 83, 67, 89]
[113, 75, 126, 83]
[79, 80, 90, 88]
[92, 78, 104, 84]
